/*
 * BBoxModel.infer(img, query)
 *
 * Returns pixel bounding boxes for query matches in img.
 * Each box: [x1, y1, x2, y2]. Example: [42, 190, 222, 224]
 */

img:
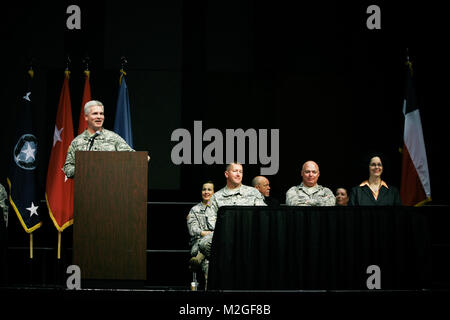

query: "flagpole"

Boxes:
[405, 48, 413, 74]
[82, 55, 90, 72]
[120, 56, 127, 84]
[78, 57, 91, 135]
[57, 231, 61, 259]
[83, 55, 90, 83]
[29, 233, 33, 259]
[28, 252, 33, 285]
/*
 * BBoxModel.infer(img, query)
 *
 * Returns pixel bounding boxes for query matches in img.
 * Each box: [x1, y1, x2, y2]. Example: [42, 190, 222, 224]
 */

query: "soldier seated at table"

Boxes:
[252, 175, 279, 207]
[335, 187, 349, 206]
[285, 160, 335, 206]
[190, 162, 266, 270]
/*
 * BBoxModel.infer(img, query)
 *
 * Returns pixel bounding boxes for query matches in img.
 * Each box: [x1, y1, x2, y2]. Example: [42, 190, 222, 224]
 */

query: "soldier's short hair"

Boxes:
[251, 176, 265, 187]
[84, 100, 104, 115]
[203, 181, 215, 190]
[226, 162, 242, 171]
[301, 160, 319, 172]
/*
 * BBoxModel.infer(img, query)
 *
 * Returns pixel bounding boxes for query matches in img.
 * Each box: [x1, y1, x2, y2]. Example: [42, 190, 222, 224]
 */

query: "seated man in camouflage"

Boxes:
[285, 160, 335, 206]
[252, 175, 279, 207]
[191, 162, 266, 268]
[63, 100, 148, 178]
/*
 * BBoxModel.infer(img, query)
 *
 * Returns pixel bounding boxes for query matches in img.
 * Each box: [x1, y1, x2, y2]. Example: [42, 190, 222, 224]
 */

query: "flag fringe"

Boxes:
[414, 197, 432, 207]
[45, 192, 73, 232]
[6, 178, 42, 233]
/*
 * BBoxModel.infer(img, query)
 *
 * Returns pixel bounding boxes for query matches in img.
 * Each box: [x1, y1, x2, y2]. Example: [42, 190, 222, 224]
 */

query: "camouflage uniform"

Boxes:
[210, 184, 266, 213]
[199, 185, 266, 258]
[187, 202, 216, 275]
[187, 202, 216, 255]
[0, 183, 8, 227]
[63, 129, 134, 178]
[285, 182, 335, 206]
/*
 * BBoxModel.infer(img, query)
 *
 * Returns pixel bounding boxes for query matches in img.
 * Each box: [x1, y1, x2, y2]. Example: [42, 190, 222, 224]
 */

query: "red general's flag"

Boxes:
[45, 70, 75, 246]
[400, 57, 431, 206]
[78, 69, 91, 134]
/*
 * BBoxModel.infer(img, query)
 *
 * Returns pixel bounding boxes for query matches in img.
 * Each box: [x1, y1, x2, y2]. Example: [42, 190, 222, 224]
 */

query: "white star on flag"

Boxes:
[53, 125, 63, 147]
[21, 142, 36, 160]
[26, 202, 39, 217]
[23, 91, 31, 101]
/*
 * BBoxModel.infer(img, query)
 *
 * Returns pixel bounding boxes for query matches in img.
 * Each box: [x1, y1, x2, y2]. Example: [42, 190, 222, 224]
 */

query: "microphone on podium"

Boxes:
[88, 131, 100, 151]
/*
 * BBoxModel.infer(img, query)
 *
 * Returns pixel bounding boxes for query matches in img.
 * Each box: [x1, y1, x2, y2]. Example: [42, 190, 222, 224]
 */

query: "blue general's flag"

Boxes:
[7, 69, 42, 239]
[113, 70, 134, 148]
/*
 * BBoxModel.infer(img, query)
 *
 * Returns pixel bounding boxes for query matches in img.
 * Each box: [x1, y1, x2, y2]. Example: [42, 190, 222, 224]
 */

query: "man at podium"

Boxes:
[64, 100, 136, 179]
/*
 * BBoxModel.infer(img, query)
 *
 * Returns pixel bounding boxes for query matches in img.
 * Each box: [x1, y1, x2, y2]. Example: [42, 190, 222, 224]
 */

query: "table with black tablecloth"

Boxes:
[208, 206, 431, 290]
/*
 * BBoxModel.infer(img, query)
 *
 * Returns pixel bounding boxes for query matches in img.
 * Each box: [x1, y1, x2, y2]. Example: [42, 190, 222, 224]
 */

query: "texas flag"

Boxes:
[45, 70, 75, 238]
[400, 58, 431, 206]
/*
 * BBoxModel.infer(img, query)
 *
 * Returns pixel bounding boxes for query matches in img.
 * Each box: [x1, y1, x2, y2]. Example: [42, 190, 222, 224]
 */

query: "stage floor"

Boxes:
[1, 286, 449, 318]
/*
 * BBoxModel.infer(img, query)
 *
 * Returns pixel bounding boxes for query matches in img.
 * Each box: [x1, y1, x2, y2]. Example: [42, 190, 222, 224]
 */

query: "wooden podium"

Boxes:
[73, 151, 148, 280]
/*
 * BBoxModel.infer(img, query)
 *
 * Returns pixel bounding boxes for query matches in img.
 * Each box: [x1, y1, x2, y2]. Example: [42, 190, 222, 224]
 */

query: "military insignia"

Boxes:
[14, 134, 38, 170]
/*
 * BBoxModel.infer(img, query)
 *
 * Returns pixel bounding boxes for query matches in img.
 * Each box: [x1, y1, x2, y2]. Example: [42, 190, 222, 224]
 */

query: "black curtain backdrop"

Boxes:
[1, 1, 448, 204]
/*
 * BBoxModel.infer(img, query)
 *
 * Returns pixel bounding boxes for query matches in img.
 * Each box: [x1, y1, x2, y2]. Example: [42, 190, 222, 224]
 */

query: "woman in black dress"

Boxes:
[349, 156, 402, 206]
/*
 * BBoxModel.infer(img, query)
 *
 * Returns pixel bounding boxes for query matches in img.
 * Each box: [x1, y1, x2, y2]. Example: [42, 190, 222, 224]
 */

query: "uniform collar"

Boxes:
[298, 182, 319, 194]
[223, 185, 243, 196]
[83, 129, 104, 139]
[200, 201, 211, 209]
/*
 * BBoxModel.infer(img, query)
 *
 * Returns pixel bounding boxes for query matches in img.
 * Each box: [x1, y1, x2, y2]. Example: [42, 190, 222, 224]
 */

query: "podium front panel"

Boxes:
[73, 151, 147, 280]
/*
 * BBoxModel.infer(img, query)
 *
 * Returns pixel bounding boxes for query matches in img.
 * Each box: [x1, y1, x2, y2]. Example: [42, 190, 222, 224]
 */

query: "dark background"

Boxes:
[1, 1, 447, 204]
[1, 0, 449, 287]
